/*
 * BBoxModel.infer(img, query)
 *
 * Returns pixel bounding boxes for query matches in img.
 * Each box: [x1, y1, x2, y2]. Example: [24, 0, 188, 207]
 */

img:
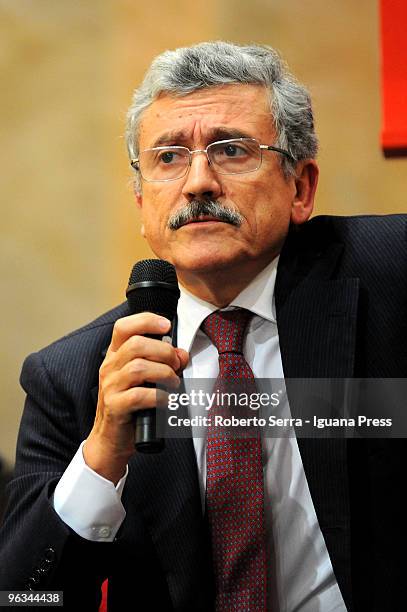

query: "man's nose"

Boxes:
[181, 151, 222, 201]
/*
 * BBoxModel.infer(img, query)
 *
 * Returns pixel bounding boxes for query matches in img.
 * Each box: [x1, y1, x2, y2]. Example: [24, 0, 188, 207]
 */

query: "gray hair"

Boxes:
[126, 41, 318, 187]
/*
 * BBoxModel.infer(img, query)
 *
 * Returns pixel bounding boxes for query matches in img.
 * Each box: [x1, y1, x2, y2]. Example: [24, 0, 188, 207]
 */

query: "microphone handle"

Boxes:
[134, 407, 164, 453]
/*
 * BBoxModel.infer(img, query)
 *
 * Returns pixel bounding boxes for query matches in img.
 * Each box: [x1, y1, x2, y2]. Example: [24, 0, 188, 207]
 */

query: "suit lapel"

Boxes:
[276, 226, 359, 378]
[275, 222, 359, 610]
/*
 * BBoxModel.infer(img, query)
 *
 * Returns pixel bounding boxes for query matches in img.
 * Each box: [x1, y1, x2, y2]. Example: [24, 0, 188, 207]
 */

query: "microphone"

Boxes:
[126, 259, 180, 453]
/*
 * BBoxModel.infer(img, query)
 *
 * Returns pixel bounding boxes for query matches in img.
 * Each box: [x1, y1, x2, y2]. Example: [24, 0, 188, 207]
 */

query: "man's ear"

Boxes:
[290, 159, 319, 225]
[134, 191, 146, 237]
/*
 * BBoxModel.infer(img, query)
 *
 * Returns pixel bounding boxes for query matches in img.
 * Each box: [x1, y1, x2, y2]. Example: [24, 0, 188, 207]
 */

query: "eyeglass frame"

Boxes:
[130, 137, 295, 182]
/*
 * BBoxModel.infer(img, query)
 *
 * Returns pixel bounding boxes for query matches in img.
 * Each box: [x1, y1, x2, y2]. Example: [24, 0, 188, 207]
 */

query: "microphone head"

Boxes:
[126, 259, 180, 320]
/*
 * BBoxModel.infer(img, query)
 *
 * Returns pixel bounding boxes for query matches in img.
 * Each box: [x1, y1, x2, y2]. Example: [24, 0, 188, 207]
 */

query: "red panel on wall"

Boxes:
[380, 0, 407, 156]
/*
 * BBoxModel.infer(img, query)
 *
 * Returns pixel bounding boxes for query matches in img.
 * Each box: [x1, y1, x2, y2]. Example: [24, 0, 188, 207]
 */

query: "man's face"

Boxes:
[136, 84, 317, 284]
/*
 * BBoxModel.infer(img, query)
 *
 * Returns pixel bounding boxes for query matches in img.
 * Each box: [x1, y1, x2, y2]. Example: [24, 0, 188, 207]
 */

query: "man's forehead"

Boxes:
[138, 84, 273, 146]
[151, 126, 255, 148]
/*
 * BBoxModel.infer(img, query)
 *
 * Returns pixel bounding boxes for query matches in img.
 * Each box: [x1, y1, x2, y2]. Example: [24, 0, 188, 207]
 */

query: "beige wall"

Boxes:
[1, 0, 405, 465]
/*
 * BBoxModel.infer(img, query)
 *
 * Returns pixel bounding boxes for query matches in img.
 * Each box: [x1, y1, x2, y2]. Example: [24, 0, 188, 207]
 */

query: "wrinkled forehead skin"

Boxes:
[137, 84, 276, 152]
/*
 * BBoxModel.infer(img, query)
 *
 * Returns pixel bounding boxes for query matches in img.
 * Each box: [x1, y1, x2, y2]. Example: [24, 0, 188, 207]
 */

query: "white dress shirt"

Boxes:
[53, 257, 347, 611]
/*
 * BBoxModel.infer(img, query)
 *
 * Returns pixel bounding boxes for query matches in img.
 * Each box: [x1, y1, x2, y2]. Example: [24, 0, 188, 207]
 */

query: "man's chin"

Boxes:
[171, 250, 244, 276]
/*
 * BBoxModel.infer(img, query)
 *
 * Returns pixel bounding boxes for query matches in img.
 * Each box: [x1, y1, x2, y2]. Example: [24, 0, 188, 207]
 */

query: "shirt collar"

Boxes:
[177, 256, 279, 352]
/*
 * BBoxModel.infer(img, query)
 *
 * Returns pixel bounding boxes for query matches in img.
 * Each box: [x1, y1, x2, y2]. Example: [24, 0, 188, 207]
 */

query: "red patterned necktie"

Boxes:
[201, 309, 268, 611]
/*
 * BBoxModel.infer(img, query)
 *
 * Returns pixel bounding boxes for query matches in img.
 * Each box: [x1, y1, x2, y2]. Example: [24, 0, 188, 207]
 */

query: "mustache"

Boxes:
[167, 199, 243, 231]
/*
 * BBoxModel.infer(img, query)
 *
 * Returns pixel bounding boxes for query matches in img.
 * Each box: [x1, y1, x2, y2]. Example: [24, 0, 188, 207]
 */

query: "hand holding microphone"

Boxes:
[83, 260, 188, 484]
[126, 259, 181, 453]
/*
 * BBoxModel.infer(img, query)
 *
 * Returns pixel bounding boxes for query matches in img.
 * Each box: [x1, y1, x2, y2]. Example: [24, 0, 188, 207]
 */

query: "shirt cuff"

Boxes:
[52, 441, 128, 542]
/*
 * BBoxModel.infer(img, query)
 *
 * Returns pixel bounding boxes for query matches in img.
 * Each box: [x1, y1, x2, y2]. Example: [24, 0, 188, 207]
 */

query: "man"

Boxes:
[0, 42, 406, 611]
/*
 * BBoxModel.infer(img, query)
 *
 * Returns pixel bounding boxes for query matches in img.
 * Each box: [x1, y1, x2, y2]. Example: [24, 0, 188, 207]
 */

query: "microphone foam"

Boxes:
[126, 259, 180, 320]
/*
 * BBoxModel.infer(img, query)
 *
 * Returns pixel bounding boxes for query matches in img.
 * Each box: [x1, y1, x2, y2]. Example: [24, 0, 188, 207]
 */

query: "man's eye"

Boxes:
[160, 151, 176, 164]
[223, 144, 245, 157]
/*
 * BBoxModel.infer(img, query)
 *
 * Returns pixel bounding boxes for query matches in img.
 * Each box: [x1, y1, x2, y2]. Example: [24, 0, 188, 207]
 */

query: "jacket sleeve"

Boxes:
[0, 350, 111, 610]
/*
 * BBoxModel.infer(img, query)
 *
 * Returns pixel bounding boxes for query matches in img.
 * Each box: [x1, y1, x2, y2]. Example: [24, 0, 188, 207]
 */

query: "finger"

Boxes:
[101, 359, 180, 400]
[174, 348, 189, 373]
[113, 335, 181, 372]
[108, 313, 171, 353]
[120, 359, 181, 390]
[102, 386, 160, 423]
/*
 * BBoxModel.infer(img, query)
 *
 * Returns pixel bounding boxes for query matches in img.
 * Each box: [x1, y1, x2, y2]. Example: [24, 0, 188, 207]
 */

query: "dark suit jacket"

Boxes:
[0, 215, 406, 611]
[0, 459, 12, 526]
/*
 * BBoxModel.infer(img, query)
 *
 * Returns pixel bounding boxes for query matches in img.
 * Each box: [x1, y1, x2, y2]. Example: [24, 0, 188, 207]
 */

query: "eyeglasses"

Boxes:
[130, 137, 294, 182]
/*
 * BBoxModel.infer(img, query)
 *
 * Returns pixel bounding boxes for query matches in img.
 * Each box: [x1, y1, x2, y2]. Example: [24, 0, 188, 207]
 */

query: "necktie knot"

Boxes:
[201, 308, 253, 355]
